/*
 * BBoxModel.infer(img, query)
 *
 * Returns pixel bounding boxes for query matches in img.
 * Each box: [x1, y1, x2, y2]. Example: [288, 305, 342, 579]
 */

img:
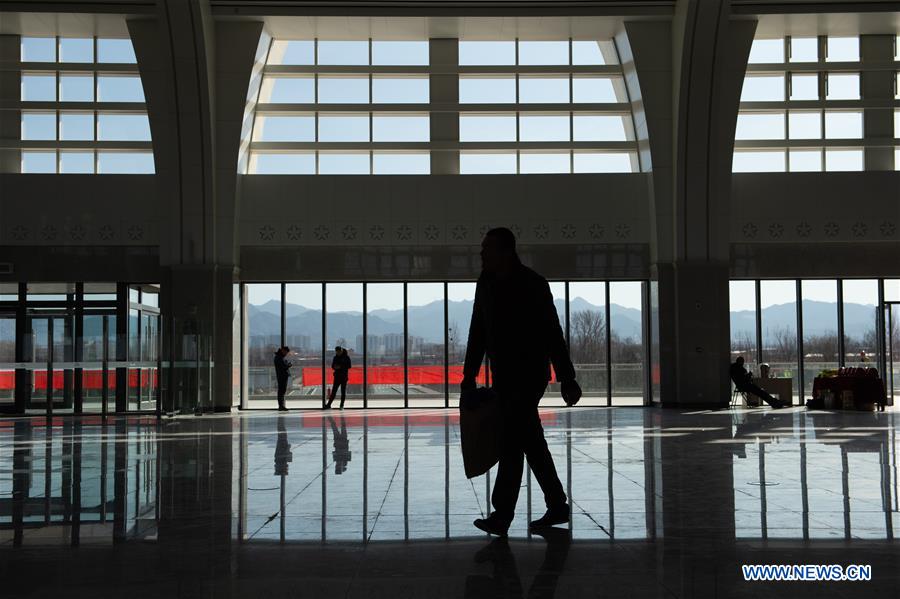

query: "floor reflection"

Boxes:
[0, 407, 897, 597]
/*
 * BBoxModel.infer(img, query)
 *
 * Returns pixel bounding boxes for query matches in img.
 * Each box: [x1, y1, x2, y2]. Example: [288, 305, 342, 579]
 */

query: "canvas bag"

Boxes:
[459, 386, 501, 479]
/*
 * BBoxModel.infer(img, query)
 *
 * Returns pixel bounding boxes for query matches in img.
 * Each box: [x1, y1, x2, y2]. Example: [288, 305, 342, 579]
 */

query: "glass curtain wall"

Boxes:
[240, 280, 648, 408]
[366, 283, 404, 407]
[842, 279, 880, 366]
[801, 280, 839, 395]
[759, 280, 799, 404]
[730, 280, 759, 379]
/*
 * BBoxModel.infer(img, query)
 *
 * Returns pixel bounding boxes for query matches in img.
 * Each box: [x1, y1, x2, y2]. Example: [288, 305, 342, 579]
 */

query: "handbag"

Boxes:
[459, 386, 501, 479]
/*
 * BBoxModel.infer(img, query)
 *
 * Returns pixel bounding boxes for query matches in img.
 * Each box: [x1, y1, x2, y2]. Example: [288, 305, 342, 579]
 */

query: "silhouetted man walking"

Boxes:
[326, 346, 351, 409]
[273, 346, 292, 412]
[462, 227, 582, 537]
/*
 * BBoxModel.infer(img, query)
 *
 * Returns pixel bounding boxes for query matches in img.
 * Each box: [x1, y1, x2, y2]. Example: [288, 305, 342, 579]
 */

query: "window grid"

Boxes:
[17, 36, 154, 174]
[735, 35, 900, 172]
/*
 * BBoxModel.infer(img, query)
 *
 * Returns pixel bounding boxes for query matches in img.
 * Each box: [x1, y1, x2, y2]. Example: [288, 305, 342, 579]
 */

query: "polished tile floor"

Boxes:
[0, 405, 898, 598]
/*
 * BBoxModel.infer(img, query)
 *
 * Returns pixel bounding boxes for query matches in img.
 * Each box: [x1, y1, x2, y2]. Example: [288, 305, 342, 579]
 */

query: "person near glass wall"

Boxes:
[326, 346, 351, 409]
[730, 356, 784, 409]
[462, 227, 582, 537]
[273, 346, 292, 411]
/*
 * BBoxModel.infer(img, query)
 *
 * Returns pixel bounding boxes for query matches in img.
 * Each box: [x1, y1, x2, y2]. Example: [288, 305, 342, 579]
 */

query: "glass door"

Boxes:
[81, 312, 116, 414]
[0, 314, 14, 412]
[884, 303, 899, 406]
[25, 315, 75, 415]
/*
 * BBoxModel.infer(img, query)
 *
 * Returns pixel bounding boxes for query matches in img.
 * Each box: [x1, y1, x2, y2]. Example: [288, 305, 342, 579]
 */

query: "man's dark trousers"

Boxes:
[491, 385, 567, 526]
[276, 377, 288, 407]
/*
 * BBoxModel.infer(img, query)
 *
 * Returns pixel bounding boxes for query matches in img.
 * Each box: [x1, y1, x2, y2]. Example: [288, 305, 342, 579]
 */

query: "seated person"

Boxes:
[729, 356, 784, 409]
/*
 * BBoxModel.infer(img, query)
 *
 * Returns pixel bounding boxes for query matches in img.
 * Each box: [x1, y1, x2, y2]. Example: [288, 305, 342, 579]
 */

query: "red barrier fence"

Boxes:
[0, 369, 157, 390]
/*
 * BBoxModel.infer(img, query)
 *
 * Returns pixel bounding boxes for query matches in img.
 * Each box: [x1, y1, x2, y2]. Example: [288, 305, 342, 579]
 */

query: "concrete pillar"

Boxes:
[429, 38, 459, 175]
[861, 35, 895, 171]
[0, 35, 21, 172]
[624, 1, 756, 406]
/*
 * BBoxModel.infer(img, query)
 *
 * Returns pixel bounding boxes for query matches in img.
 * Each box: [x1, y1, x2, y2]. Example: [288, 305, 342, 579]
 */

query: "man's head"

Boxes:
[335, 345, 342, 354]
[283, 346, 290, 354]
[480, 227, 518, 274]
[735, 356, 744, 366]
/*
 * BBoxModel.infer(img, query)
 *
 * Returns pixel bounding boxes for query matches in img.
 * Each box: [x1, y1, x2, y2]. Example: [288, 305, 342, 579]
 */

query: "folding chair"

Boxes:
[730, 386, 748, 408]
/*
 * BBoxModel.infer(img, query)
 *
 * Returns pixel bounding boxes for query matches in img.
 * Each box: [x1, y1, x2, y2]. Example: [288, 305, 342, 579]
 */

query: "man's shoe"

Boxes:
[473, 514, 509, 537]
[278, 406, 288, 412]
[771, 401, 785, 410]
[529, 505, 570, 529]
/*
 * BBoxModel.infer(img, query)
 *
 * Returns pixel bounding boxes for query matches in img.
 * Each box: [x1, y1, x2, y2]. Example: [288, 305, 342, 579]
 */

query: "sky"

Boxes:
[729, 279, 882, 312]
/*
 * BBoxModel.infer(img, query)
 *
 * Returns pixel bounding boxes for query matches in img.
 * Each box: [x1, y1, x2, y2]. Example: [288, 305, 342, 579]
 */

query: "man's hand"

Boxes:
[460, 377, 477, 393]
[561, 379, 582, 406]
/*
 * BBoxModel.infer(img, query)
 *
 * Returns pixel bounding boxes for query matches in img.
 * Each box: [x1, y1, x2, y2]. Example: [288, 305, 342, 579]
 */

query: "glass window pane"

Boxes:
[97, 75, 145, 102]
[21, 37, 56, 62]
[59, 38, 93, 63]
[59, 112, 94, 140]
[21, 74, 56, 101]
[317, 75, 369, 104]
[259, 76, 314, 103]
[246, 284, 282, 404]
[519, 76, 569, 103]
[252, 114, 315, 142]
[267, 40, 314, 65]
[318, 114, 369, 142]
[732, 150, 786, 172]
[372, 76, 429, 103]
[826, 73, 859, 100]
[372, 41, 428, 65]
[59, 73, 94, 102]
[317, 41, 369, 66]
[96, 151, 154, 173]
[372, 152, 430, 174]
[21, 112, 56, 140]
[518, 41, 569, 65]
[97, 113, 151, 141]
[573, 114, 629, 141]
[895, 109, 900, 138]
[735, 112, 785, 140]
[801, 280, 839, 395]
[459, 77, 515, 104]
[21, 151, 56, 173]
[569, 282, 607, 405]
[789, 149, 822, 172]
[458, 41, 515, 65]
[249, 152, 315, 174]
[325, 283, 363, 407]
[824, 111, 862, 139]
[407, 283, 446, 407]
[826, 36, 859, 62]
[760, 280, 798, 404]
[825, 149, 863, 171]
[96, 39, 137, 63]
[59, 151, 94, 173]
[448, 282, 478, 407]
[520, 113, 570, 142]
[610, 281, 644, 405]
[366, 283, 404, 406]
[573, 76, 626, 103]
[572, 40, 618, 65]
[842, 280, 879, 366]
[884, 279, 900, 302]
[748, 39, 784, 63]
[790, 74, 818, 100]
[730, 280, 758, 378]
[574, 151, 635, 173]
[318, 152, 369, 174]
[459, 114, 516, 142]
[789, 37, 818, 62]
[284, 283, 323, 406]
[741, 75, 785, 102]
[519, 151, 570, 174]
[788, 111, 821, 139]
[459, 151, 516, 174]
[372, 114, 429, 142]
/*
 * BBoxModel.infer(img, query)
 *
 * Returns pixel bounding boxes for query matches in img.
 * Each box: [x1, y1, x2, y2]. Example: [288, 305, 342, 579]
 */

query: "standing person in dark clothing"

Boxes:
[729, 356, 784, 409]
[462, 227, 582, 537]
[273, 346, 292, 412]
[326, 346, 352, 409]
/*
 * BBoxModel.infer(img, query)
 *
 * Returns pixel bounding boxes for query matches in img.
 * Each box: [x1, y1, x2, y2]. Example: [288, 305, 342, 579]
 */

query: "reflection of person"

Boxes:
[273, 346, 292, 411]
[729, 356, 784, 409]
[328, 415, 351, 475]
[462, 227, 582, 537]
[274, 417, 292, 476]
[326, 346, 352, 409]
[859, 351, 869, 365]
[465, 528, 571, 599]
